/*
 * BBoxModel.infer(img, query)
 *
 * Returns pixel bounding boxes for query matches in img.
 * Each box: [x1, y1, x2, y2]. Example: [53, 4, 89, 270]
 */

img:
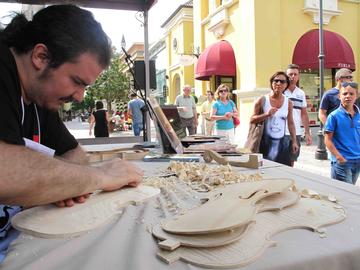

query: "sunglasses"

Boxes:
[273, 79, 287, 84]
[341, 75, 353, 79]
[341, 82, 358, 89]
[218, 90, 228, 93]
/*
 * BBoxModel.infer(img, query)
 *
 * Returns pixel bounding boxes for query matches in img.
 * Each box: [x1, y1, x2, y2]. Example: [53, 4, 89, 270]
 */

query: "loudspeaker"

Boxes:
[133, 60, 156, 90]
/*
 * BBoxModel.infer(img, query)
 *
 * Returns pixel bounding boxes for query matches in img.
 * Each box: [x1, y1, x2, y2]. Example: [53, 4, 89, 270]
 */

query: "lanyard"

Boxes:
[21, 97, 41, 144]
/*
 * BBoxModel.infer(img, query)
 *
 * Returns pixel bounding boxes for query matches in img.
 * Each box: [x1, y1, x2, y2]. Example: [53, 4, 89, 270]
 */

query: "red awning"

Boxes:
[292, 29, 355, 70]
[195, 40, 236, 80]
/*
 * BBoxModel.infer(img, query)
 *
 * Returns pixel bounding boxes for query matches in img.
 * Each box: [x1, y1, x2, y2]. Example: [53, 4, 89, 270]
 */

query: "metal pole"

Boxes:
[315, 0, 328, 160]
[144, 10, 151, 142]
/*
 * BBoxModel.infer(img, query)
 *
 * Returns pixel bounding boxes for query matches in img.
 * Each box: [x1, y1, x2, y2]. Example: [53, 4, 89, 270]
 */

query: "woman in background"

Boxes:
[89, 101, 110, 137]
[210, 84, 238, 144]
[250, 71, 298, 165]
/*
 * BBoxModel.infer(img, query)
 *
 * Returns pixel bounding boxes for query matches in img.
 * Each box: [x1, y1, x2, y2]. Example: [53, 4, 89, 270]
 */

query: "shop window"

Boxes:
[299, 68, 333, 126]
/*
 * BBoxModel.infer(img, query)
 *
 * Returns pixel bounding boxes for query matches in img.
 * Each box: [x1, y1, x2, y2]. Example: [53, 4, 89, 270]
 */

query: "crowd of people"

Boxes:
[175, 67, 359, 185]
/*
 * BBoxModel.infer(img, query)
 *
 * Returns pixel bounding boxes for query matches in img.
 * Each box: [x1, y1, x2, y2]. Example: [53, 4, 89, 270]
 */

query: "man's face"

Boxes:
[340, 84, 358, 107]
[339, 72, 353, 84]
[183, 87, 191, 96]
[29, 52, 103, 111]
[286, 68, 299, 86]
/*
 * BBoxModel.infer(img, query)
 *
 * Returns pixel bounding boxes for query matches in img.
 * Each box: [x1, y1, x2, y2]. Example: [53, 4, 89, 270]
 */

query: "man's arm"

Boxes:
[300, 107, 312, 145]
[318, 109, 327, 125]
[324, 132, 346, 163]
[0, 141, 142, 207]
[57, 145, 89, 165]
[287, 102, 299, 154]
[128, 103, 133, 117]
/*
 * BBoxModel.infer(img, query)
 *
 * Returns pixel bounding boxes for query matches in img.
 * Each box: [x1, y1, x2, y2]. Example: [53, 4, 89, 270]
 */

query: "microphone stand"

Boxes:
[121, 47, 151, 142]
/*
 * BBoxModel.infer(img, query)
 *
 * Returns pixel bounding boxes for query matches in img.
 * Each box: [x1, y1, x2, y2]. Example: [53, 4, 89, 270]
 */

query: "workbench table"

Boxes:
[3, 160, 360, 270]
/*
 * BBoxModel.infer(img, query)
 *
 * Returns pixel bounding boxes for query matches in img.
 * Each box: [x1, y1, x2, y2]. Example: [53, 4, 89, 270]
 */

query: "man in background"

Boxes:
[128, 93, 145, 136]
[324, 82, 360, 184]
[319, 68, 353, 125]
[201, 90, 215, 135]
[175, 85, 198, 135]
[284, 64, 312, 167]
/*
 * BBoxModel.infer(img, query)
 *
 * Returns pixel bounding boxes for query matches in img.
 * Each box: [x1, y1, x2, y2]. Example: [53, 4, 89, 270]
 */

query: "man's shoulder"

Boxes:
[324, 87, 339, 96]
[294, 86, 305, 96]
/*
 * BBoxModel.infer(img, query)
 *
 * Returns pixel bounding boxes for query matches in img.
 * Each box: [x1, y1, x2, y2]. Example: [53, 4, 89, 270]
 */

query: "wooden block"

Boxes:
[157, 198, 346, 268]
[118, 149, 149, 160]
[12, 185, 160, 238]
[203, 150, 262, 169]
[87, 148, 148, 162]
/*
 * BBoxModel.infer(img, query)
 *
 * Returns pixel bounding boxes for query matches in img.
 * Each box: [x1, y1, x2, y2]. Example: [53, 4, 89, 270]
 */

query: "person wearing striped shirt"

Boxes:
[284, 64, 312, 167]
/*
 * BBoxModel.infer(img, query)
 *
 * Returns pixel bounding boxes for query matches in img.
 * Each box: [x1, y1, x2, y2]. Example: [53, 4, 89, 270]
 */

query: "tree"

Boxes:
[86, 48, 129, 111]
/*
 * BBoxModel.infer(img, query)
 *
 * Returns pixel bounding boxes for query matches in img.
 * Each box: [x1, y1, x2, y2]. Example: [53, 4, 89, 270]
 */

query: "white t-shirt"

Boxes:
[263, 94, 289, 139]
[284, 87, 307, 135]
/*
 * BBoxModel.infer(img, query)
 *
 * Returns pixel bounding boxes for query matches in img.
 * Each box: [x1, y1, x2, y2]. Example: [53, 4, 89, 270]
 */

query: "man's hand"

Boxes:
[97, 159, 143, 191]
[54, 159, 142, 207]
[336, 155, 347, 164]
[291, 142, 299, 154]
[305, 133, 312, 146]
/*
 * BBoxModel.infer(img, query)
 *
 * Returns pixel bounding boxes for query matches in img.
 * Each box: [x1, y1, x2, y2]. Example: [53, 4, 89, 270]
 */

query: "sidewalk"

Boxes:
[294, 144, 331, 178]
[65, 120, 332, 179]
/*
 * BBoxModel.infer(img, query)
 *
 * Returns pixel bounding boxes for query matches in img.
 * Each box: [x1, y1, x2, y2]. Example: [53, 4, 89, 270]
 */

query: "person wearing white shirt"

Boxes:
[284, 64, 312, 167]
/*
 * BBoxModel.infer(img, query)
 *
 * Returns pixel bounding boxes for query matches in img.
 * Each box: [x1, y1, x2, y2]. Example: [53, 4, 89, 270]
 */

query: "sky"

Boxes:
[0, 0, 186, 51]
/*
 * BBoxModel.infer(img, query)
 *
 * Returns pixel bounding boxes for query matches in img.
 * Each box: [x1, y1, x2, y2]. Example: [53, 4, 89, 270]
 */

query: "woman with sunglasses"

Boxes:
[250, 71, 298, 166]
[210, 84, 238, 144]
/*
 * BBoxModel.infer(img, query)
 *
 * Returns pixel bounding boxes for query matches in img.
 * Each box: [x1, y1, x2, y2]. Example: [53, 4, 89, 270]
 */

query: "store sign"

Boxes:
[337, 63, 351, 68]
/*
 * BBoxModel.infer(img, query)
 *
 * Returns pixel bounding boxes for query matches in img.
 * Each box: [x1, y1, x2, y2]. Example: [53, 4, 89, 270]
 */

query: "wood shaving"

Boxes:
[167, 161, 263, 191]
[301, 189, 341, 204]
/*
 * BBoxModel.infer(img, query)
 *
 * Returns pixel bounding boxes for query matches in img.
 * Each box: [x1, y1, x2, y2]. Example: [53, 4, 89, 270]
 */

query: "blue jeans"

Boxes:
[331, 159, 360, 185]
[132, 122, 143, 136]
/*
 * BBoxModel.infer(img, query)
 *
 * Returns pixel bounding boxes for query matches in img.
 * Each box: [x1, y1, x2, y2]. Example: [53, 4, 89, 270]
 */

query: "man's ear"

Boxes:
[31, 44, 50, 70]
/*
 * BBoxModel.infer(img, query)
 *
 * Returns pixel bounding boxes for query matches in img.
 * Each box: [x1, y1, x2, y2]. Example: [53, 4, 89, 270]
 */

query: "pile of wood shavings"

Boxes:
[143, 175, 179, 190]
[167, 161, 263, 191]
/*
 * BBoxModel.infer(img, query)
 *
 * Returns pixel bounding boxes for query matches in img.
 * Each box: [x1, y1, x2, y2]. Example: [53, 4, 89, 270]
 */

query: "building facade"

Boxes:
[162, 0, 359, 144]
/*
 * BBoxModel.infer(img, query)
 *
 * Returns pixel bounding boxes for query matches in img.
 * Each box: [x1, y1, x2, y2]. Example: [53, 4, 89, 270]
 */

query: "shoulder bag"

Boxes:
[230, 100, 240, 128]
[244, 96, 265, 153]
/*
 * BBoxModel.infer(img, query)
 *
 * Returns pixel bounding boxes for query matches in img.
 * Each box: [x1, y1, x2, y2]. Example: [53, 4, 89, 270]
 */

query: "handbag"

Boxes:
[244, 96, 265, 153]
[230, 100, 240, 128]
[233, 116, 240, 127]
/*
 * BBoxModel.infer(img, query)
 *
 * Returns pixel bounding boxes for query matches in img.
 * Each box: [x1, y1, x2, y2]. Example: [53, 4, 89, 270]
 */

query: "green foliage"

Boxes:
[84, 48, 129, 111]
[191, 93, 198, 104]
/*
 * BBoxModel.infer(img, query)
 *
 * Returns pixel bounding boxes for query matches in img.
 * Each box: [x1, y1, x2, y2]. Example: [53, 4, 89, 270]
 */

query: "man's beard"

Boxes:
[37, 67, 75, 109]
